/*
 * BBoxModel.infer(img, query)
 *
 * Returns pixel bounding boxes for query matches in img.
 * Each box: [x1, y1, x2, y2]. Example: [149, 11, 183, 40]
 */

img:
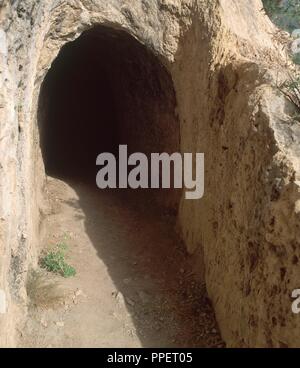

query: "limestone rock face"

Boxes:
[0, 0, 300, 347]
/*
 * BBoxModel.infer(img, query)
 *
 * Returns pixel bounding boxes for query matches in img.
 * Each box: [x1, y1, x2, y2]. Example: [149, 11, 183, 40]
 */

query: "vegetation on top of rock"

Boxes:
[277, 72, 300, 119]
[263, 0, 300, 32]
[263, 0, 300, 64]
[263, 1, 300, 114]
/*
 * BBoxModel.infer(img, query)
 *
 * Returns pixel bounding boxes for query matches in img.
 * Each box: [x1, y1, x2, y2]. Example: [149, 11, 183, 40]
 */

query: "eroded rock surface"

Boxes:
[0, 0, 300, 347]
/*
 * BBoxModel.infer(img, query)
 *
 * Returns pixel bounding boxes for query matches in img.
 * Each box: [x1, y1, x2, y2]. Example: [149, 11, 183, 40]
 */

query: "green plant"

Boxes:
[292, 53, 300, 65]
[40, 243, 76, 278]
[262, 0, 300, 33]
[262, 0, 300, 65]
[277, 72, 300, 114]
[263, 0, 282, 18]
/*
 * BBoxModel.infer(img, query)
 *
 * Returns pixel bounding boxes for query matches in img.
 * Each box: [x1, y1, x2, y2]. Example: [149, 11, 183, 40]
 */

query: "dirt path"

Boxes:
[18, 176, 224, 348]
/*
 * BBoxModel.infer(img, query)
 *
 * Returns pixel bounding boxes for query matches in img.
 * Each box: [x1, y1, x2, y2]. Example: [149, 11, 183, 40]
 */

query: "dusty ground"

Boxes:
[18, 176, 224, 348]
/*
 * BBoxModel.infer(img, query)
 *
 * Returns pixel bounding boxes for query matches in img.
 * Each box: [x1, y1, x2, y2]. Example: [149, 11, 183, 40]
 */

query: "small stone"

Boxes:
[75, 289, 83, 297]
[116, 292, 127, 308]
[212, 328, 217, 334]
[40, 319, 48, 328]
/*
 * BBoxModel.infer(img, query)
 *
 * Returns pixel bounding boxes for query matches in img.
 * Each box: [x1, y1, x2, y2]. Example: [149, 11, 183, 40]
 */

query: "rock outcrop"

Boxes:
[0, 0, 300, 347]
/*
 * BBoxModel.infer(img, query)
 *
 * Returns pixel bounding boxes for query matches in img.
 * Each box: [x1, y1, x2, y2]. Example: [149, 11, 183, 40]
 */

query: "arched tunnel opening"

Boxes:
[34, 26, 222, 347]
[38, 26, 180, 191]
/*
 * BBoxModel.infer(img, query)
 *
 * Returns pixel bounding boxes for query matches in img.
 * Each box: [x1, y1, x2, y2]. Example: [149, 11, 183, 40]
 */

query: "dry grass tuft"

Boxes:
[26, 269, 66, 309]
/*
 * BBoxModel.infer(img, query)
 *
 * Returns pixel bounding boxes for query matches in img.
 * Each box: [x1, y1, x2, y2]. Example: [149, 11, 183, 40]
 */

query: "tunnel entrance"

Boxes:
[38, 26, 180, 188]
[27, 25, 223, 348]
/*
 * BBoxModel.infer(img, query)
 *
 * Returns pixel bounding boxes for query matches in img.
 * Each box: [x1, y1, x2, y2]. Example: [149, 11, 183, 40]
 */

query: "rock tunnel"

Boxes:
[30, 25, 220, 347]
[2, 0, 300, 348]
[38, 26, 180, 189]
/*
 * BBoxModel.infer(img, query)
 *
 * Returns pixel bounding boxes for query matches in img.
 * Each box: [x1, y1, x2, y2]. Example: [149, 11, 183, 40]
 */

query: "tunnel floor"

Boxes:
[19, 176, 223, 348]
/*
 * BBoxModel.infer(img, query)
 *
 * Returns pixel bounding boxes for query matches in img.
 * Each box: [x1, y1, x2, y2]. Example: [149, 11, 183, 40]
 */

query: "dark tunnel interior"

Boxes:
[38, 26, 180, 204]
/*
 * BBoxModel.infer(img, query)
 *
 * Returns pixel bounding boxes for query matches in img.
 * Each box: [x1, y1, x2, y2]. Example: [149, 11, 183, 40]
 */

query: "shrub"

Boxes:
[277, 72, 300, 115]
[40, 243, 76, 278]
[262, 0, 300, 33]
